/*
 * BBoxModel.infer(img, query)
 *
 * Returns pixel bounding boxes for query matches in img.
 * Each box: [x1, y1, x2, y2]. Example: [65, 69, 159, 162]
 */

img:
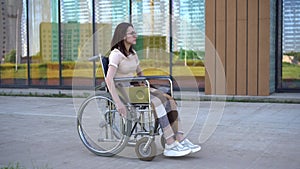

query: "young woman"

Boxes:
[105, 22, 201, 157]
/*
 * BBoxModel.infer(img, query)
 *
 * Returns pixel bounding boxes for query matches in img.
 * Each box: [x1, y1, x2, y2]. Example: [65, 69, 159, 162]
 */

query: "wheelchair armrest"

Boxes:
[114, 77, 151, 88]
[114, 76, 147, 82]
[142, 75, 171, 81]
[142, 76, 173, 96]
[114, 76, 173, 96]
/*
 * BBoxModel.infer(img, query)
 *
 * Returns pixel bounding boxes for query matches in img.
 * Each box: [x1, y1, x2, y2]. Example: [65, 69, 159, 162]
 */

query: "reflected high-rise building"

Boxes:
[21, 0, 27, 60]
[173, 0, 205, 52]
[0, 0, 24, 63]
[61, 0, 91, 23]
[131, 0, 168, 36]
[95, 0, 128, 28]
[60, 0, 91, 61]
[283, 0, 300, 53]
[130, 0, 169, 60]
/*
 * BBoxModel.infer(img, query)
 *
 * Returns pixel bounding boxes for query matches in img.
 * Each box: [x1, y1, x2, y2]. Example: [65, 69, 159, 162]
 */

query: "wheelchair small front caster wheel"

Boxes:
[135, 137, 156, 161]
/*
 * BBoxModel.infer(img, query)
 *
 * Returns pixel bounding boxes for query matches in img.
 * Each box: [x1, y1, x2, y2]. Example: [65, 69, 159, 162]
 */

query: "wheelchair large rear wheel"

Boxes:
[77, 95, 131, 156]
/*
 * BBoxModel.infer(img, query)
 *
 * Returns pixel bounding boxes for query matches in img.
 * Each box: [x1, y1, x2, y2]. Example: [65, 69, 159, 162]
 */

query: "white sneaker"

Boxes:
[180, 139, 201, 153]
[163, 141, 192, 157]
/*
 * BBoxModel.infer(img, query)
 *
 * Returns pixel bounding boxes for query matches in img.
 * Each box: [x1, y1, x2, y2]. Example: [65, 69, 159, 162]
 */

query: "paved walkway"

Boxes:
[0, 95, 299, 169]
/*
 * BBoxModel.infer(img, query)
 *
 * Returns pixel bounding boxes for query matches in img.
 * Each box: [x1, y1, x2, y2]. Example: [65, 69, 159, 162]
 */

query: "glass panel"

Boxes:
[95, 0, 129, 34]
[131, 0, 170, 88]
[61, 0, 93, 87]
[172, 0, 205, 90]
[1, 0, 207, 91]
[28, 0, 59, 86]
[93, 0, 130, 86]
[0, 0, 27, 86]
[282, 0, 300, 89]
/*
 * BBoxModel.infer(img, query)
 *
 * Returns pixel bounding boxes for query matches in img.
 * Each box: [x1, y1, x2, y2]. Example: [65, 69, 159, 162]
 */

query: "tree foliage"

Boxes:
[179, 48, 204, 60]
[4, 50, 16, 63]
[284, 51, 300, 62]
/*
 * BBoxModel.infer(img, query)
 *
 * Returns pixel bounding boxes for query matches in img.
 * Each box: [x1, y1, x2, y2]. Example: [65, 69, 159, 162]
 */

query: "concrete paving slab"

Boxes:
[0, 96, 299, 169]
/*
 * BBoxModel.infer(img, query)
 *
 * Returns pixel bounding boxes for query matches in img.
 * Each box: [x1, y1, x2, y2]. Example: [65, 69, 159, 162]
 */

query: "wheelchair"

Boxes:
[77, 55, 173, 161]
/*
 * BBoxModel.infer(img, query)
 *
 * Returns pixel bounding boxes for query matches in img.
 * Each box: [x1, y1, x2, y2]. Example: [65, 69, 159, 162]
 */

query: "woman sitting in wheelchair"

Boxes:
[105, 22, 201, 157]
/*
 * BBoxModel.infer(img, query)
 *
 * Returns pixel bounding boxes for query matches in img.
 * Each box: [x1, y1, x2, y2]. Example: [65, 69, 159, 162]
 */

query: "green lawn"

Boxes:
[282, 62, 300, 79]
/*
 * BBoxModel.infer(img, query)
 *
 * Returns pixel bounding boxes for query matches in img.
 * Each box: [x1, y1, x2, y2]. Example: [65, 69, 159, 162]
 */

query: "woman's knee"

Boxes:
[167, 110, 178, 124]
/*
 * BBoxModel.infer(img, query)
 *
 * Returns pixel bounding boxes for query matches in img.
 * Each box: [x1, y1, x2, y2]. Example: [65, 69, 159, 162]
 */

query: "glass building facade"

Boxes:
[0, 0, 299, 92]
[282, 0, 300, 53]
[281, 0, 300, 90]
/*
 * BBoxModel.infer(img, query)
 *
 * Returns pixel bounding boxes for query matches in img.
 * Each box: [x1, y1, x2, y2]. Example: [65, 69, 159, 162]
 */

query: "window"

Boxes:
[281, 0, 300, 90]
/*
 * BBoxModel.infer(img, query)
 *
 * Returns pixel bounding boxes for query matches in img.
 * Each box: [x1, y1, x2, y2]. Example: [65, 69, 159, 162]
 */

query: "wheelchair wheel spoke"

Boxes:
[77, 95, 130, 156]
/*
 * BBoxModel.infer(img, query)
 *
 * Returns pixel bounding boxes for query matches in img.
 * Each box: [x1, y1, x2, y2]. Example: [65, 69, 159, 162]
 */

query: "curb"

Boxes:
[0, 88, 300, 104]
[174, 92, 300, 104]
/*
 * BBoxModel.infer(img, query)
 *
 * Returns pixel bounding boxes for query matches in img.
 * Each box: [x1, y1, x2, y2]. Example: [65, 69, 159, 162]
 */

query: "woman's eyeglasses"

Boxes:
[127, 31, 137, 36]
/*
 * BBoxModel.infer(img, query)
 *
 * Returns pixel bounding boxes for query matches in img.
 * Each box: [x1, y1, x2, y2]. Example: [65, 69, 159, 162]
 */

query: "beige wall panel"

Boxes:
[216, 0, 226, 94]
[205, 0, 271, 96]
[258, 0, 270, 95]
[236, 0, 247, 95]
[205, 0, 216, 94]
[247, 0, 259, 95]
[226, 0, 237, 95]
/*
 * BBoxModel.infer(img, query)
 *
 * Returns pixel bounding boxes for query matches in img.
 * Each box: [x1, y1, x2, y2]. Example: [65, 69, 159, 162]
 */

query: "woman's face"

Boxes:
[125, 26, 137, 45]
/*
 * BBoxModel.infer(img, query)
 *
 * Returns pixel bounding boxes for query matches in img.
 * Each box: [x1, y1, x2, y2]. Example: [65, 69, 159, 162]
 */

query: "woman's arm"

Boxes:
[136, 65, 144, 76]
[105, 65, 127, 117]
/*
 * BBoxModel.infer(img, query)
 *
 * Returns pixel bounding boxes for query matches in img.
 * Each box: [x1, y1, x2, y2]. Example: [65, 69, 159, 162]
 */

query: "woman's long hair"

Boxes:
[111, 22, 134, 57]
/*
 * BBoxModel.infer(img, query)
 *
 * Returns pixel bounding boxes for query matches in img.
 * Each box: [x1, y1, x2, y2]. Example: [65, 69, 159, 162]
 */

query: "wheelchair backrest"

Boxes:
[100, 56, 109, 78]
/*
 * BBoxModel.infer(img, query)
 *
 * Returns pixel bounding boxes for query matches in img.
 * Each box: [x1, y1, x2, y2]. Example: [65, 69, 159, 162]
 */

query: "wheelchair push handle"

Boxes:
[88, 55, 101, 62]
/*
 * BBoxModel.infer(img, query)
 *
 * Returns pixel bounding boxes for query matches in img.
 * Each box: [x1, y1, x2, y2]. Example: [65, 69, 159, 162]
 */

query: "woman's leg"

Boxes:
[162, 93, 201, 153]
[150, 88, 193, 156]
[163, 94, 185, 142]
[150, 90, 175, 144]
[150, 89, 184, 142]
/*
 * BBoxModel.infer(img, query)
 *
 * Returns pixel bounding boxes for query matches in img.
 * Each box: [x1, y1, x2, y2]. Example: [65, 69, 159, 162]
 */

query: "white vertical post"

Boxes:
[15, 9, 19, 71]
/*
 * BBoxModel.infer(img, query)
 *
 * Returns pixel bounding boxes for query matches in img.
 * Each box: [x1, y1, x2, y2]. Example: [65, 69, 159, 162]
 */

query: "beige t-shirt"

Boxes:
[108, 48, 140, 78]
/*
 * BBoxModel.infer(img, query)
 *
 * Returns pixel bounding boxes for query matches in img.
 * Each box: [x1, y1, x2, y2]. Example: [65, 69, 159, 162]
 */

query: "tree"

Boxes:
[284, 51, 300, 62]
[4, 49, 16, 63]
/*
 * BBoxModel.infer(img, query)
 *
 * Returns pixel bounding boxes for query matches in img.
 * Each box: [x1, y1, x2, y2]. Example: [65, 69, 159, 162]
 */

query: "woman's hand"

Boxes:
[116, 102, 127, 117]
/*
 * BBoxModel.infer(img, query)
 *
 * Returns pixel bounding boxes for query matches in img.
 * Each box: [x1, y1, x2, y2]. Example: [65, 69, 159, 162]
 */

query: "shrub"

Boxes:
[284, 51, 300, 62]
[179, 48, 204, 60]
[4, 50, 16, 63]
[174, 60, 204, 66]
[0, 63, 27, 70]
[46, 62, 59, 70]
[62, 62, 75, 69]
